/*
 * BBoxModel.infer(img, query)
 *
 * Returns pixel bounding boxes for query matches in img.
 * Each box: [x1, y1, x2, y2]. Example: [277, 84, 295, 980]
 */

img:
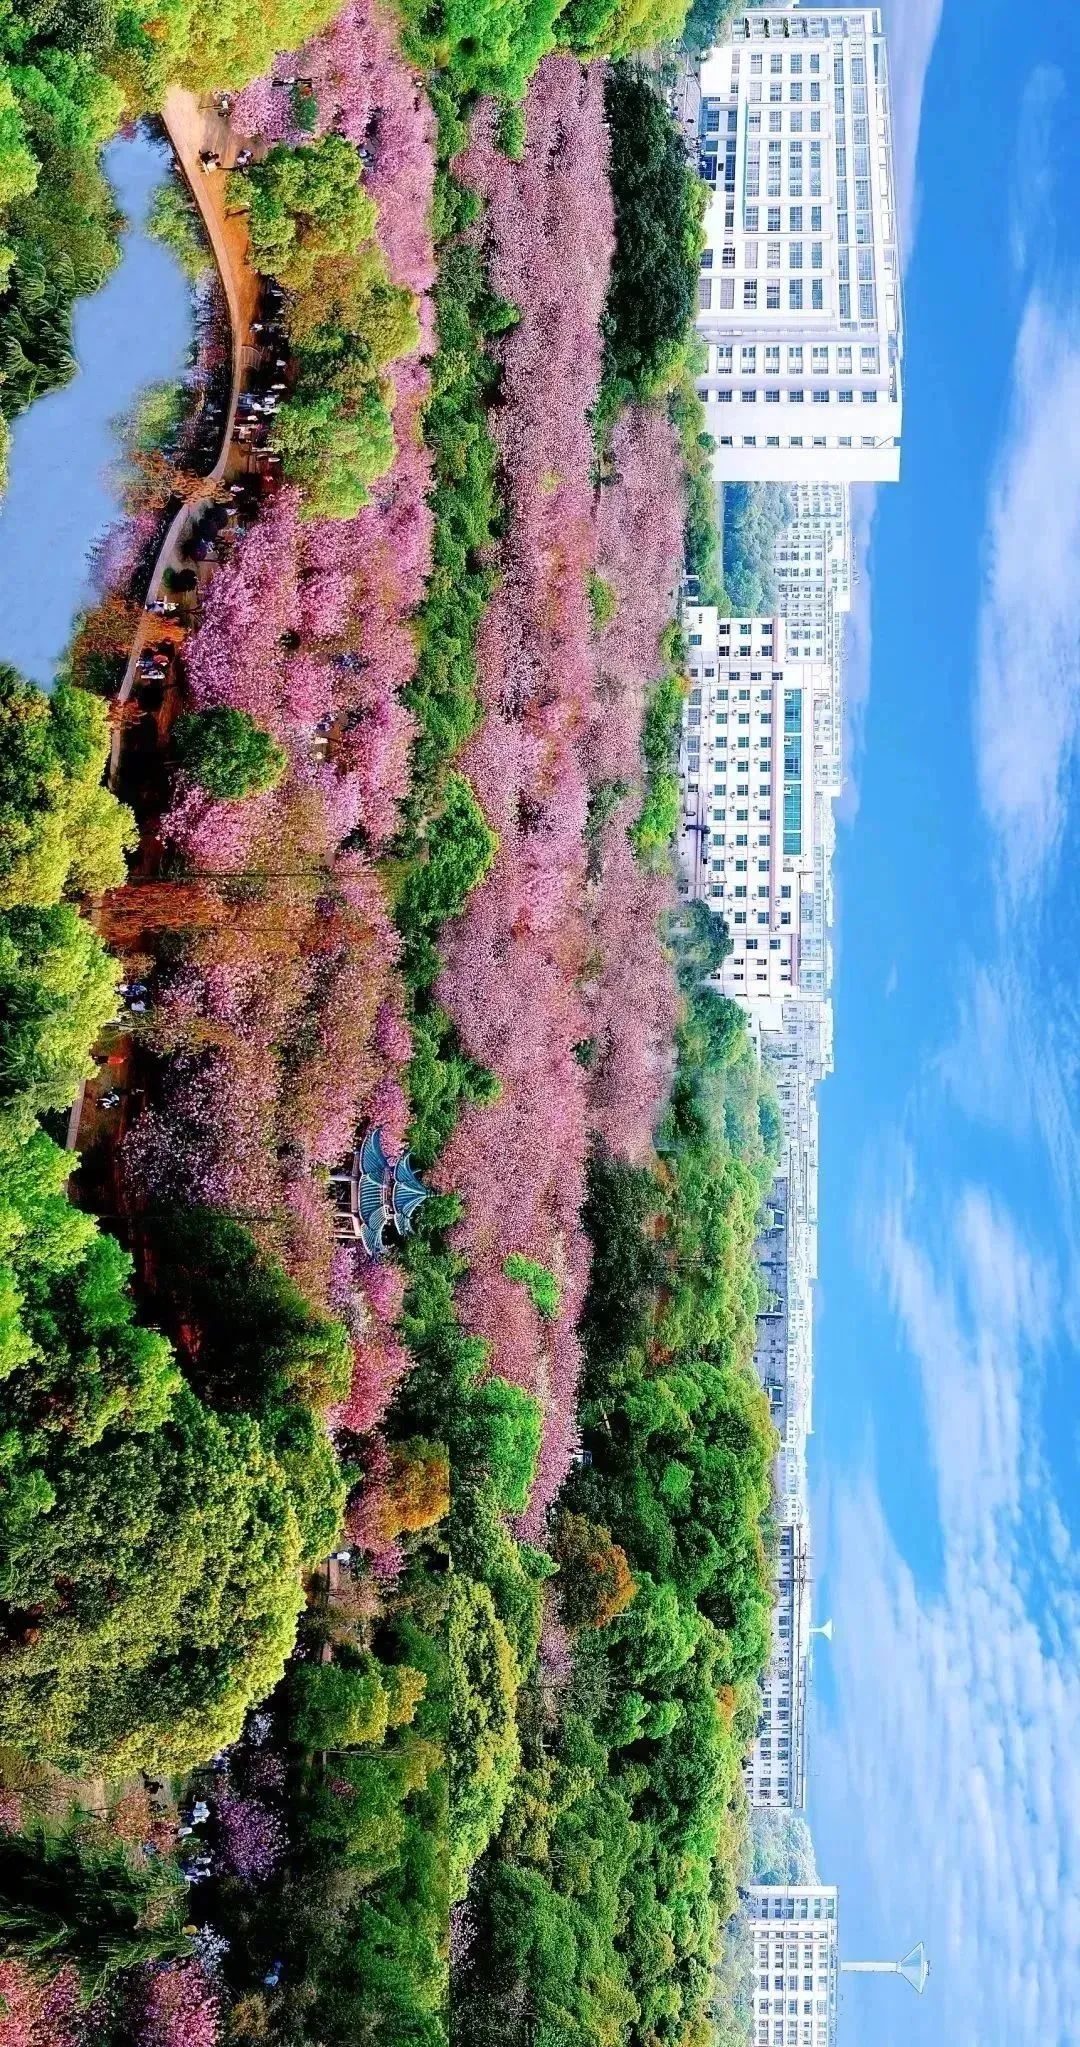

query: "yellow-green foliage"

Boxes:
[0, 671, 134, 910]
[291, 1658, 429, 1752]
[450, 1576, 521, 1900]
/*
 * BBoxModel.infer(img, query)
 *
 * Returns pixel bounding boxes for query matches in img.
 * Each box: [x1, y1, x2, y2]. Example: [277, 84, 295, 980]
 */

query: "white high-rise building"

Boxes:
[747, 1885, 839, 2047]
[695, 7, 902, 483]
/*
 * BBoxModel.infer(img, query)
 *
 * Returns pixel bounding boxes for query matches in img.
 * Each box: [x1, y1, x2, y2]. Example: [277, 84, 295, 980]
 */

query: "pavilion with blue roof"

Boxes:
[330, 1126, 430, 1256]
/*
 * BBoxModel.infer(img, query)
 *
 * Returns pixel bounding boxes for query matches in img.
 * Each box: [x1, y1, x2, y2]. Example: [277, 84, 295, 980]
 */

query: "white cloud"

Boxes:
[839, 1, 947, 808]
[816, 1183, 1080, 2046]
[880, 0, 948, 252]
[974, 293, 1080, 901]
[938, 958, 1080, 1340]
[1009, 66, 1066, 273]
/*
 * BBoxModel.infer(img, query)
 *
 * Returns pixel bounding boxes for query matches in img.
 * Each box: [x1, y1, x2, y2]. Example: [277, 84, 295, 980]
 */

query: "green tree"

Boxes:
[173, 706, 286, 800]
[241, 135, 377, 295]
[602, 64, 704, 403]
[0, 669, 133, 909]
[0, 903, 117, 1126]
[0, 1827, 189, 1994]
[291, 1658, 426, 1752]
[503, 1252, 561, 1321]
[449, 1577, 520, 1900]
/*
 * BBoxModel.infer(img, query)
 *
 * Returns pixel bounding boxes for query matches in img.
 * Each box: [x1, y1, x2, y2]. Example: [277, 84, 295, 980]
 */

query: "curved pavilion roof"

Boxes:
[333, 1128, 430, 1255]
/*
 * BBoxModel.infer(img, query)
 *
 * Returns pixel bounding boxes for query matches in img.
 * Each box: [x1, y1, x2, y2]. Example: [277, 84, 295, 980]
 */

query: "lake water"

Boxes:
[0, 129, 193, 688]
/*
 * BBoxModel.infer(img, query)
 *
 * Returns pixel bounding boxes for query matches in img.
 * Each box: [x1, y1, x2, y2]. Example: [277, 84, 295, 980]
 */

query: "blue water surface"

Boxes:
[0, 129, 192, 686]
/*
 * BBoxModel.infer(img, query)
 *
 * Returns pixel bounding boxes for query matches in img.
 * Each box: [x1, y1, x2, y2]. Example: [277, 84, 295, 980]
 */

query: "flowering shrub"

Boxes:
[216, 1792, 286, 1884]
[134, 1961, 219, 2047]
[130, 3, 436, 1362]
[429, 59, 681, 1526]
[0, 1964, 84, 2047]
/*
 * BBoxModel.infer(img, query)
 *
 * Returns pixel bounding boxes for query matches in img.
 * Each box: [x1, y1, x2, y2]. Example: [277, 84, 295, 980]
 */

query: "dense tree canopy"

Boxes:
[173, 706, 286, 800]
[602, 63, 704, 403]
[723, 482, 795, 615]
[240, 135, 419, 519]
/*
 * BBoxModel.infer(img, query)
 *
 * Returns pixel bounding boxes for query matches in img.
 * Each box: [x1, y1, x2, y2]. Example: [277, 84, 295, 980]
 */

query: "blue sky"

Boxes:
[809, 2, 1080, 2043]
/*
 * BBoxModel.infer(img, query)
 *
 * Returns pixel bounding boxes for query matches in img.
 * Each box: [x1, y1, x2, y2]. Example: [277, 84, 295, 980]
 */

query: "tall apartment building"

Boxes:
[747, 1885, 839, 2047]
[695, 7, 902, 483]
[677, 607, 839, 1006]
[745, 1522, 810, 1809]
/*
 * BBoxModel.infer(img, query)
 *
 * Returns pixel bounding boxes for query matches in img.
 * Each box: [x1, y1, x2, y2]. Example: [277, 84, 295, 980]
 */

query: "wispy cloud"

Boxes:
[817, 1179, 1080, 2046]
[974, 293, 1080, 901]
[881, 0, 948, 252]
[1009, 66, 1066, 273]
[938, 958, 1080, 1333]
[840, 0, 947, 807]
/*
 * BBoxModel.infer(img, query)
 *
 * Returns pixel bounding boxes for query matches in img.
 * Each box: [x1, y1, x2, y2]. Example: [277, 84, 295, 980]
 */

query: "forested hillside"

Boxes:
[0, 7, 778, 2041]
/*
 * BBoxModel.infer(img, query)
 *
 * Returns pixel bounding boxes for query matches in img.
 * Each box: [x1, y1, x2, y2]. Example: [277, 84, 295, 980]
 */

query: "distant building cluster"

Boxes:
[673, 15, 919, 2036]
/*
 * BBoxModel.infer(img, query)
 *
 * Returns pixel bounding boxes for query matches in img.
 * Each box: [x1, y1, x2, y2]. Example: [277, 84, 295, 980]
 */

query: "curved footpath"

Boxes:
[106, 89, 257, 789]
[68, 94, 259, 1152]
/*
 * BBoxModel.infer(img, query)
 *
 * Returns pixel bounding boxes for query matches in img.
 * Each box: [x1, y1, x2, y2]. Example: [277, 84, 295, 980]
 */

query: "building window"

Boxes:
[811, 280, 823, 309]
[789, 280, 803, 310]
[720, 278, 735, 308]
[744, 280, 758, 308]
[767, 283, 781, 309]
[789, 241, 803, 269]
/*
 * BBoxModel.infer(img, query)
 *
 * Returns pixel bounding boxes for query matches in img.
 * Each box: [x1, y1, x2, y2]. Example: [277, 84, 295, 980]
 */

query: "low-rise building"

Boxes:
[745, 1523, 810, 1810]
